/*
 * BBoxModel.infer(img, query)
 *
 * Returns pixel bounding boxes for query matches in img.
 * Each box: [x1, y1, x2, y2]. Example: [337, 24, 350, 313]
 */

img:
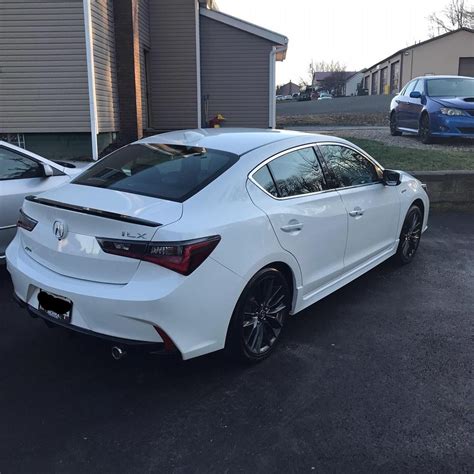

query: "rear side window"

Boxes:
[252, 166, 278, 197]
[267, 147, 326, 198]
[73, 144, 239, 202]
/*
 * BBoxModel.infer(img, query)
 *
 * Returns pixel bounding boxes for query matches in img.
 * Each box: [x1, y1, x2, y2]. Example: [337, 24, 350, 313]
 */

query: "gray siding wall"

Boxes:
[138, 0, 150, 129]
[0, 0, 90, 133]
[91, 0, 120, 132]
[200, 16, 273, 128]
[148, 0, 198, 130]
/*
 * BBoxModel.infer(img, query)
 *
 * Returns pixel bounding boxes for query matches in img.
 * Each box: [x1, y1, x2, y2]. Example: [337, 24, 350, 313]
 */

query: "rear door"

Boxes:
[317, 143, 401, 271]
[247, 145, 348, 297]
[0, 145, 69, 256]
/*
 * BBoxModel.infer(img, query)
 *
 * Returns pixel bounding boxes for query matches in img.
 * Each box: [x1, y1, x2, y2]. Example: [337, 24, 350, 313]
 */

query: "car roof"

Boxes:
[137, 128, 341, 156]
[414, 75, 473, 81]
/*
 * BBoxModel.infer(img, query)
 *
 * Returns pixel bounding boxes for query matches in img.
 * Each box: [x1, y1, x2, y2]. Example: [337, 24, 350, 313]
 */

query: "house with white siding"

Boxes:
[0, 0, 288, 160]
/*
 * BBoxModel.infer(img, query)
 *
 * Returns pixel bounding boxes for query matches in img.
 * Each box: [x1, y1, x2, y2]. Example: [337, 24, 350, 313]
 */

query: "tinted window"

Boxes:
[0, 147, 43, 181]
[267, 147, 325, 197]
[426, 77, 474, 97]
[73, 143, 239, 202]
[404, 80, 417, 96]
[319, 145, 380, 188]
[253, 165, 278, 197]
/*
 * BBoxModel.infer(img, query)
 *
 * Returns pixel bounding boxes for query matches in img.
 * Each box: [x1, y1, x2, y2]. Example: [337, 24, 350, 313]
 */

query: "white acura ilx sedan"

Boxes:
[6, 129, 429, 362]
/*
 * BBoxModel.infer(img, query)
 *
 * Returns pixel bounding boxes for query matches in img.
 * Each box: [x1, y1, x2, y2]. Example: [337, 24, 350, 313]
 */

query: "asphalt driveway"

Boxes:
[0, 212, 472, 473]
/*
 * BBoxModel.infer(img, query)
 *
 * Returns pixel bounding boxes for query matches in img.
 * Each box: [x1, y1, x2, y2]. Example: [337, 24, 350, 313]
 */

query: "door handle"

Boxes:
[349, 208, 364, 217]
[281, 222, 304, 232]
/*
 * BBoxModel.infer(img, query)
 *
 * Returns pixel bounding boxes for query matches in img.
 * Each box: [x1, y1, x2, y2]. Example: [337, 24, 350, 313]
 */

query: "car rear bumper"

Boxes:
[13, 293, 167, 352]
[6, 235, 244, 360]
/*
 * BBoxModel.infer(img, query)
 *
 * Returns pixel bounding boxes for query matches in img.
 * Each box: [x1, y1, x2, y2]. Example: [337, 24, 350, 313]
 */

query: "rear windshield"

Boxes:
[73, 143, 239, 202]
[426, 78, 474, 97]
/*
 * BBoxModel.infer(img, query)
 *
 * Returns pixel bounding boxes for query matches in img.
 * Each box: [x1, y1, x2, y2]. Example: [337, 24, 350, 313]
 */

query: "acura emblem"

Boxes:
[53, 220, 67, 240]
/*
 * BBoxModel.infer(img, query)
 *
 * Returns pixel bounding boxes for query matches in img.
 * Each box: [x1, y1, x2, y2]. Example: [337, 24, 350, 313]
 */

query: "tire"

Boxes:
[395, 205, 423, 264]
[390, 112, 402, 136]
[419, 114, 433, 144]
[225, 267, 291, 362]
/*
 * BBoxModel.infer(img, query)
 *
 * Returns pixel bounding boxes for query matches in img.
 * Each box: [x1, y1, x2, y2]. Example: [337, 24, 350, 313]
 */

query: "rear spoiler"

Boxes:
[24, 195, 161, 228]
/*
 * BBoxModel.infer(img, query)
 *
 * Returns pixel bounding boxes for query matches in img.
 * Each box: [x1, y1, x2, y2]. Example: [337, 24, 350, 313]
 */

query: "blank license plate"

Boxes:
[38, 290, 72, 323]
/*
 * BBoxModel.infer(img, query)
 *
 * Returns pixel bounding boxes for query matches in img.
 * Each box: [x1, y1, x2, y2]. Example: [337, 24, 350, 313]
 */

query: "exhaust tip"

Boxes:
[111, 346, 126, 360]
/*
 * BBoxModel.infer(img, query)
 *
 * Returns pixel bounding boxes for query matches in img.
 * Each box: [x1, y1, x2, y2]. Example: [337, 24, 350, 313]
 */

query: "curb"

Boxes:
[411, 171, 474, 210]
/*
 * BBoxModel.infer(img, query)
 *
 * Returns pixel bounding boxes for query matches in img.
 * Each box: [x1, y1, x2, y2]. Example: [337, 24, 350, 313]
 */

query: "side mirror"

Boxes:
[42, 163, 54, 177]
[410, 91, 422, 99]
[383, 169, 401, 186]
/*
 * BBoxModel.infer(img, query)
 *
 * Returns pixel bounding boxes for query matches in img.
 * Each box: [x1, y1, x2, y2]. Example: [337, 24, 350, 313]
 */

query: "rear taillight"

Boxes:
[17, 209, 38, 231]
[96, 236, 220, 276]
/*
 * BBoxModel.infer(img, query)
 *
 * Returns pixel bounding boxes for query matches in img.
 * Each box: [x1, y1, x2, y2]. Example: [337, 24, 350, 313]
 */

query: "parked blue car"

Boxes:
[390, 75, 474, 143]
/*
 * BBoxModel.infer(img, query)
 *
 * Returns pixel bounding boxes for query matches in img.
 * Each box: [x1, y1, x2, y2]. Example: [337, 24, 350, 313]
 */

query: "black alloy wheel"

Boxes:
[226, 268, 290, 362]
[390, 112, 402, 136]
[419, 114, 433, 144]
[396, 205, 423, 264]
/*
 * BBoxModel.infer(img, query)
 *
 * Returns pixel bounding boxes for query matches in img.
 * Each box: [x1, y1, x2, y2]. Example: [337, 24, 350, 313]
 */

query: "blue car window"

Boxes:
[426, 78, 474, 97]
[404, 80, 417, 96]
[413, 80, 424, 94]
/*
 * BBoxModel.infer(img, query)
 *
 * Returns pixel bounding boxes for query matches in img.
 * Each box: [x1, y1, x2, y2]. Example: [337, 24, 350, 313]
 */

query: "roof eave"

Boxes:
[199, 7, 288, 54]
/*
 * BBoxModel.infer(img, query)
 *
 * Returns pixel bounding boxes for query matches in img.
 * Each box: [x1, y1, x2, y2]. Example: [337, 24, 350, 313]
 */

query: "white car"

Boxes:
[6, 129, 429, 362]
[318, 93, 333, 100]
[0, 141, 83, 259]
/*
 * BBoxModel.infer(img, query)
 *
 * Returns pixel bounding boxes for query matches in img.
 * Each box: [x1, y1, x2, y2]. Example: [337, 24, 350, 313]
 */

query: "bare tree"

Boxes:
[428, 0, 473, 36]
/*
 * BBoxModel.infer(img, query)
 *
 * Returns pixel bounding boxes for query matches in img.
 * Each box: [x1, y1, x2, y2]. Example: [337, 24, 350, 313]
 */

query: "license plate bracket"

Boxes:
[38, 290, 72, 323]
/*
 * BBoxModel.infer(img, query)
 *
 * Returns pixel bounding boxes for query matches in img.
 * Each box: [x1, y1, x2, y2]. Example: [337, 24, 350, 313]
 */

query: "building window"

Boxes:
[0, 133, 26, 149]
[390, 61, 400, 94]
[380, 67, 388, 95]
[371, 72, 379, 95]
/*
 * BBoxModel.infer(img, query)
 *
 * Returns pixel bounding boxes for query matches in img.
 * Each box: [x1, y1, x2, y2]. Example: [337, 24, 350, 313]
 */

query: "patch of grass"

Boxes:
[338, 137, 474, 171]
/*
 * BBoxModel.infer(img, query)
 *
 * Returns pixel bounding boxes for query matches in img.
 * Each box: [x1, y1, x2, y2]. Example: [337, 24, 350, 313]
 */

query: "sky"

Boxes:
[217, 0, 451, 85]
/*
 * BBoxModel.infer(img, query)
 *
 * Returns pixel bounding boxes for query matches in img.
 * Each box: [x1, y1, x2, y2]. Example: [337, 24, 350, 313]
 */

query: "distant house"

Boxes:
[363, 27, 474, 95]
[0, 0, 288, 160]
[276, 81, 300, 96]
[344, 70, 366, 96]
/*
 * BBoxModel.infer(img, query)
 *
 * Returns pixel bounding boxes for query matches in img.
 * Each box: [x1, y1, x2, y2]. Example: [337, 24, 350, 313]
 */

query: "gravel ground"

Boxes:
[314, 128, 474, 152]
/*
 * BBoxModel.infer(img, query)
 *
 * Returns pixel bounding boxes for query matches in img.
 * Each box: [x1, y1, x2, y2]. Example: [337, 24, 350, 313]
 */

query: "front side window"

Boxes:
[404, 80, 417, 96]
[266, 147, 326, 198]
[413, 79, 425, 95]
[318, 145, 380, 188]
[73, 143, 239, 202]
[0, 147, 43, 181]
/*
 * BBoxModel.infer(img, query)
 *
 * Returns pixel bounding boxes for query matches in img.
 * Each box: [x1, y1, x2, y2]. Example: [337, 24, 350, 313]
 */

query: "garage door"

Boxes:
[459, 57, 474, 77]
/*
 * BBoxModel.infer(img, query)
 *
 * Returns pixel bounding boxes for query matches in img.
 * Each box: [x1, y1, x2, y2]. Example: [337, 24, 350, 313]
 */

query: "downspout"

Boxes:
[195, 1, 202, 128]
[83, 0, 99, 160]
[268, 46, 286, 129]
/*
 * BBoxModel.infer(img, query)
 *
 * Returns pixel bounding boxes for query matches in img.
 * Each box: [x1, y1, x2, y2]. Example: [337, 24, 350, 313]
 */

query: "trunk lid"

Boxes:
[20, 184, 182, 284]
